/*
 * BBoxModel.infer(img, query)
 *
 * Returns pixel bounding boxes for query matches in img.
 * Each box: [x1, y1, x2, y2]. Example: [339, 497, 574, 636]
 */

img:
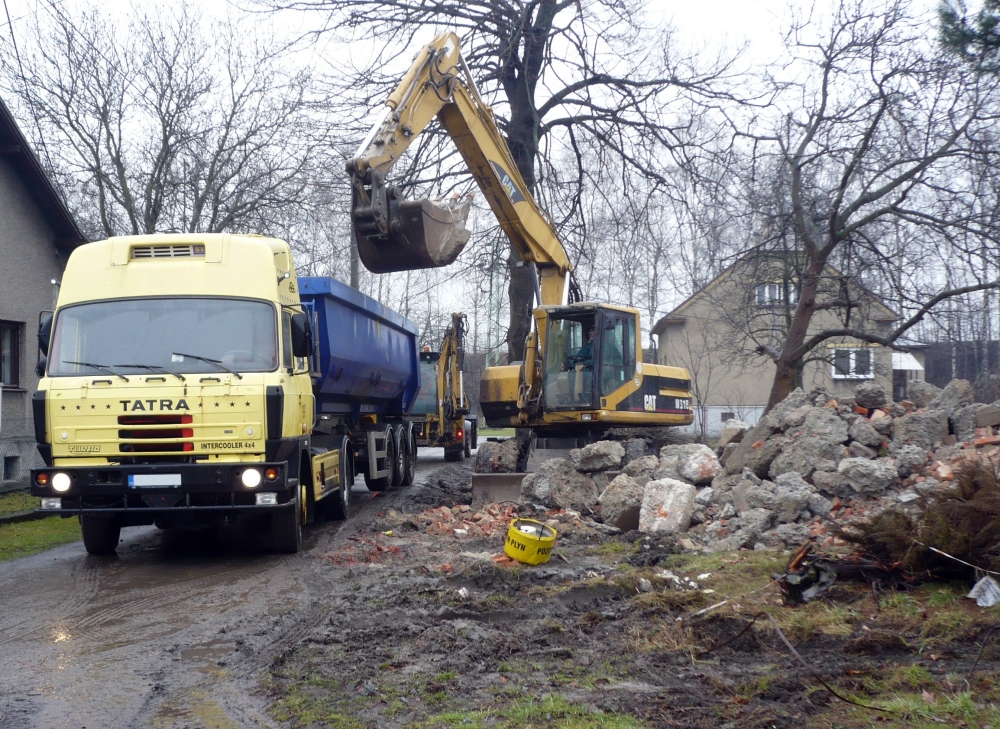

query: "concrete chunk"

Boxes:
[639, 478, 696, 534]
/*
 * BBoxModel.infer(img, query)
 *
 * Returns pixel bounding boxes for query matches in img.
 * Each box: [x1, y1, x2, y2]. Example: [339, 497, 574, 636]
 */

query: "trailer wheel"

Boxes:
[365, 432, 394, 491]
[402, 424, 416, 487]
[81, 514, 121, 556]
[271, 490, 302, 554]
[391, 425, 406, 488]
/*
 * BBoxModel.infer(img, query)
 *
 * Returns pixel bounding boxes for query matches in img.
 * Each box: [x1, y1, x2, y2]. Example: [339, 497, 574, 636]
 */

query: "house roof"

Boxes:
[651, 252, 901, 337]
[0, 96, 86, 255]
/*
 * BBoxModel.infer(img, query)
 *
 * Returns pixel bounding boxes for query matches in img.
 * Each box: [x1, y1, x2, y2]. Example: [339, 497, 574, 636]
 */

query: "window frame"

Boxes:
[831, 347, 875, 380]
[0, 320, 21, 389]
[755, 282, 798, 307]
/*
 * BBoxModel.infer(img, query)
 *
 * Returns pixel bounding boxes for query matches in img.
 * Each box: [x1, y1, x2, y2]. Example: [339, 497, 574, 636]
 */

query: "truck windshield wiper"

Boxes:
[172, 352, 243, 380]
[113, 363, 186, 382]
[63, 361, 129, 382]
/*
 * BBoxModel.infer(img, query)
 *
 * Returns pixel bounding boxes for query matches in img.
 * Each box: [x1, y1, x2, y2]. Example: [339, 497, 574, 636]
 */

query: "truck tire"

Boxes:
[470, 421, 478, 450]
[391, 425, 406, 488]
[319, 440, 353, 521]
[81, 514, 121, 556]
[365, 433, 394, 491]
[463, 428, 472, 459]
[444, 445, 463, 462]
[402, 424, 416, 487]
[271, 491, 303, 554]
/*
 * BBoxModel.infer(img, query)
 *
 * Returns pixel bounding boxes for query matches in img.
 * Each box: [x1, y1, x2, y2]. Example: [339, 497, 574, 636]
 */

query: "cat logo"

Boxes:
[489, 161, 526, 204]
[644, 395, 657, 411]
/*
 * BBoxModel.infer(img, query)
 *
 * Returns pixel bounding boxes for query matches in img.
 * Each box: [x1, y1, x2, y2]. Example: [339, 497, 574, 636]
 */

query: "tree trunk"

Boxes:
[764, 263, 823, 411]
[500, 0, 556, 362]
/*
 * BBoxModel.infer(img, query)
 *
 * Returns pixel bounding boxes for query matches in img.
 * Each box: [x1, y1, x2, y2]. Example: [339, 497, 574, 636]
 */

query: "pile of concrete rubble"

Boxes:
[514, 379, 1000, 552]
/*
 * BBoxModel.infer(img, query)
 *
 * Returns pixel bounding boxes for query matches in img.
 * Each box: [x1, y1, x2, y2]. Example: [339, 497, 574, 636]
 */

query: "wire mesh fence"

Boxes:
[0, 416, 43, 520]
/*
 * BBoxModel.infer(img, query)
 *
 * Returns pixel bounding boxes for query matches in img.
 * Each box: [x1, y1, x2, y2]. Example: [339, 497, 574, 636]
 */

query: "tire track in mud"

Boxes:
[0, 454, 459, 729]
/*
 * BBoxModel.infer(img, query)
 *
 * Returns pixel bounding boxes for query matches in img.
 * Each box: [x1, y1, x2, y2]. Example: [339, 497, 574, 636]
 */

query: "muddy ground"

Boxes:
[3, 452, 1000, 728]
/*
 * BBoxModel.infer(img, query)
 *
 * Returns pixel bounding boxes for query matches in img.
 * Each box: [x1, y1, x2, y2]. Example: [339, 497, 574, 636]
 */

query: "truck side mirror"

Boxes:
[38, 311, 53, 356]
[35, 357, 47, 377]
[290, 312, 312, 358]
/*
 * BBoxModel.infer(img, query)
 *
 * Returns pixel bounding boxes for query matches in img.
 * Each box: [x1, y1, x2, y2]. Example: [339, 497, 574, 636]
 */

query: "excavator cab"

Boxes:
[542, 306, 637, 411]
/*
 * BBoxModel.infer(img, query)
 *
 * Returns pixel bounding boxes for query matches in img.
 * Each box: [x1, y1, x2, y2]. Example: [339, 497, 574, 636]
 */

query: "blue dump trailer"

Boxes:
[300, 276, 420, 416]
[298, 276, 422, 505]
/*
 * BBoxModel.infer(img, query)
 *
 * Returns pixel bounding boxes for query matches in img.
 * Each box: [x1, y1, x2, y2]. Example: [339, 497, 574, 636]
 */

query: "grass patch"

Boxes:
[589, 540, 638, 561]
[418, 695, 646, 728]
[0, 516, 81, 561]
[477, 427, 516, 437]
[0, 490, 39, 519]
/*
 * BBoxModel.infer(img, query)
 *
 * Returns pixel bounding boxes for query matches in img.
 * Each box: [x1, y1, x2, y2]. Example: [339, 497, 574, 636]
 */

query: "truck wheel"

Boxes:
[365, 435, 394, 491]
[271, 492, 302, 554]
[470, 421, 478, 450]
[391, 425, 406, 488]
[81, 514, 121, 556]
[402, 426, 416, 487]
[464, 428, 472, 459]
[444, 445, 463, 462]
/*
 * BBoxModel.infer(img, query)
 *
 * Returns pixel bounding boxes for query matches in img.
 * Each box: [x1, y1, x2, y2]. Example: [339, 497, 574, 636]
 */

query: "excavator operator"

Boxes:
[561, 324, 595, 403]
[562, 326, 595, 372]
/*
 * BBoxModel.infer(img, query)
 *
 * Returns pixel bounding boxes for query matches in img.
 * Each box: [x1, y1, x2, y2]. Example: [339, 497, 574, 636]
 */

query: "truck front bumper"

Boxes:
[29, 462, 295, 515]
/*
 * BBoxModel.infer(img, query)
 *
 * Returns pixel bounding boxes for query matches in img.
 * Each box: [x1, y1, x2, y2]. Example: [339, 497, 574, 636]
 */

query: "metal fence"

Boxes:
[0, 416, 42, 521]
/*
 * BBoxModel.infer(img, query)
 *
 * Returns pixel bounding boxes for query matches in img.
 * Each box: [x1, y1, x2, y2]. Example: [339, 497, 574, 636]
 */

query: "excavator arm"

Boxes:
[438, 312, 469, 426]
[349, 32, 574, 307]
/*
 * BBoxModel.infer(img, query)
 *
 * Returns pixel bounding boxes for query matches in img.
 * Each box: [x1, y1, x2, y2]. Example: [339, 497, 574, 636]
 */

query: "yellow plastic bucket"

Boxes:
[504, 518, 557, 565]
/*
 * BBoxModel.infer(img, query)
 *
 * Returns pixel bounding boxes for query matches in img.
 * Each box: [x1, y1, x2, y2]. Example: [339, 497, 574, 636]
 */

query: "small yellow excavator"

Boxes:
[410, 313, 477, 462]
[348, 31, 693, 446]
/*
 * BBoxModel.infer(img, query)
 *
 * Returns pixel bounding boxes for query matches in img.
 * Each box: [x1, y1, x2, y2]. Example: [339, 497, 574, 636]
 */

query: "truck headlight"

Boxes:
[51, 472, 72, 493]
[241, 468, 263, 489]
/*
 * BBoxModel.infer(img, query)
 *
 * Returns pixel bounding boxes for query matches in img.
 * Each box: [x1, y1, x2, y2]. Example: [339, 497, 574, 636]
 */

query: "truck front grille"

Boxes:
[131, 244, 205, 259]
[118, 414, 194, 452]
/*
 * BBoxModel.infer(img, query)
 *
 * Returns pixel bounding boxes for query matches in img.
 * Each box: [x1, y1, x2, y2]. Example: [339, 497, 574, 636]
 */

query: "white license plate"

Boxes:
[128, 474, 182, 488]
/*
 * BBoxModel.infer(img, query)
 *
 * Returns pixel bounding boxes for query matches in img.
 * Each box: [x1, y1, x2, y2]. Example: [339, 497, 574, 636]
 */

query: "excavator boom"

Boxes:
[349, 32, 572, 306]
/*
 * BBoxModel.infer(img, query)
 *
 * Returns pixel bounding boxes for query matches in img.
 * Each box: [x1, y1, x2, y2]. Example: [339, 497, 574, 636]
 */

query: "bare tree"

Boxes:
[725, 0, 1000, 410]
[266, 0, 742, 361]
[1, 2, 329, 240]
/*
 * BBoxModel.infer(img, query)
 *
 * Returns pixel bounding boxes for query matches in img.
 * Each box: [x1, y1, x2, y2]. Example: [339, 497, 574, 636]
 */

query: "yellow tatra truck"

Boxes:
[30, 234, 422, 555]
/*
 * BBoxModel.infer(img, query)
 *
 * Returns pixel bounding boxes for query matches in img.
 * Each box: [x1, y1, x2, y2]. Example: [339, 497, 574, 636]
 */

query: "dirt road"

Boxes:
[0, 450, 458, 729]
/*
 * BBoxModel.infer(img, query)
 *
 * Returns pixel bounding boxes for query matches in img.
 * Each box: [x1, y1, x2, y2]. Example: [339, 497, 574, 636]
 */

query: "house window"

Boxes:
[755, 282, 798, 306]
[0, 321, 20, 388]
[832, 347, 874, 379]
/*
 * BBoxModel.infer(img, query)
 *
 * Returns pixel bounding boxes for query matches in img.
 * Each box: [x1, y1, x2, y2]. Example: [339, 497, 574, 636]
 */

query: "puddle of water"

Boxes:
[152, 687, 245, 729]
[179, 639, 234, 675]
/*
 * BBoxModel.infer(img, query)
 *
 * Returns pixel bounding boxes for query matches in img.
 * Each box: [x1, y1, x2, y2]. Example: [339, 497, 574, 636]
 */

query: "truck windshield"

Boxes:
[49, 298, 278, 377]
[411, 359, 439, 415]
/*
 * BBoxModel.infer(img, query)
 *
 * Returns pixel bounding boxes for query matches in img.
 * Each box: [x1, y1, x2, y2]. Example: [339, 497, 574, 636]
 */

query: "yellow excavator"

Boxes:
[410, 313, 477, 462]
[348, 31, 694, 445]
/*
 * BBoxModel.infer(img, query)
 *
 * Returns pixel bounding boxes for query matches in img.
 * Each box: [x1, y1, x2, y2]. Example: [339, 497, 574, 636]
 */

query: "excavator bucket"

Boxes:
[354, 195, 472, 274]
